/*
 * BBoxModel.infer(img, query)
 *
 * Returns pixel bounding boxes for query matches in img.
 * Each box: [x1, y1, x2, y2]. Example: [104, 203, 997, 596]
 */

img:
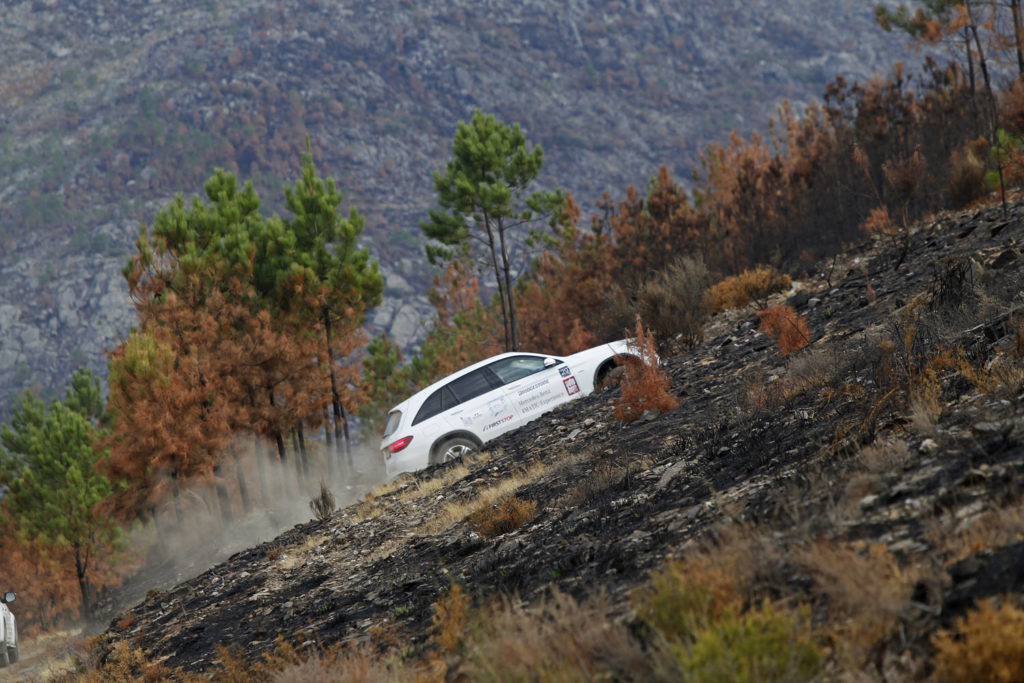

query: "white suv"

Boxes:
[0, 591, 17, 667]
[380, 340, 637, 477]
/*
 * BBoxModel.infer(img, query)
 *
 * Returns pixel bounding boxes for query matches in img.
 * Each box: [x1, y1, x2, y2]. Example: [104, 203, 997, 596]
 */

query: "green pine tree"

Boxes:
[421, 109, 566, 352]
[0, 381, 118, 619]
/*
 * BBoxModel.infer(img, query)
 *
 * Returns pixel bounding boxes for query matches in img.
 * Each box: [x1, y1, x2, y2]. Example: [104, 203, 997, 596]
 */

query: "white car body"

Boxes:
[0, 591, 17, 667]
[380, 339, 636, 477]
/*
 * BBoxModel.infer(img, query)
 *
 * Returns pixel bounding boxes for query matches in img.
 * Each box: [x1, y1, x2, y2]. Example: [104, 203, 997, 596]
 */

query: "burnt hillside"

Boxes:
[83, 196, 1024, 680]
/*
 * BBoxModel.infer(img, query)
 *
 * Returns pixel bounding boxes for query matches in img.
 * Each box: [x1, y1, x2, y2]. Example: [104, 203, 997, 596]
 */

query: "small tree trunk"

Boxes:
[254, 434, 267, 508]
[275, 431, 291, 497]
[297, 430, 310, 481]
[214, 462, 233, 524]
[232, 447, 251, 514]
[965, 0, 1008, 216]
[322, 405, 334, 479]
[74, 542, 92, 620]
[171, 471, 184, 524]
[322, 307, 349, 472]
[496, 219, 520, 351]
[483, 218, 513, 351]
[1012, 0, 1024, 77]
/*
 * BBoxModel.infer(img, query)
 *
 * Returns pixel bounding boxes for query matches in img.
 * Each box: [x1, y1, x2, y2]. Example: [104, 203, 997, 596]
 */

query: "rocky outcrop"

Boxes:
[0, 0, 919, 417]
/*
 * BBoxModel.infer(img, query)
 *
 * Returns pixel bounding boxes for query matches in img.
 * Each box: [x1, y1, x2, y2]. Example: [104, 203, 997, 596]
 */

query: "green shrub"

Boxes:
[673, 603, 822, 683]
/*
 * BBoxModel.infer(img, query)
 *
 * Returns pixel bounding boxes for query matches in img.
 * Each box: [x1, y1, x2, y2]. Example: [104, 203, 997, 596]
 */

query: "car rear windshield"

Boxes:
[383, 410, 402, 439]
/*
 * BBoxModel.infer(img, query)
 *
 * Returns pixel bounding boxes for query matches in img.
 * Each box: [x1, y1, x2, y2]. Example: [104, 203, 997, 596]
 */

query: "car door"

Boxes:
[443, 367, 519, 441]
[488, 354, 580, 426]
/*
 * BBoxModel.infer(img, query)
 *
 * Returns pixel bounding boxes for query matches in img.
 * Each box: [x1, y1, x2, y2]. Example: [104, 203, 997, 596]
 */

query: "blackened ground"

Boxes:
[97, 199, 1024, 677]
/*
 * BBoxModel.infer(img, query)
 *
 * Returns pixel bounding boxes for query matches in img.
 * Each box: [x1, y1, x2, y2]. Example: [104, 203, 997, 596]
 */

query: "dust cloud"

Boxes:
[98, 435, 388, 620]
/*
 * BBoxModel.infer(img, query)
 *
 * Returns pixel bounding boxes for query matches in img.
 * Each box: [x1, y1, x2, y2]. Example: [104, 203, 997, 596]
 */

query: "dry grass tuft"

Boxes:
[794, 541, 915, 667]
[463, 590, 650, 682]
[419, 461, 548, 535]
[308, 481, 336, 521]
[931, 597, 1024, 683]
[926, 502, 1024, 566]
[433, 583, 472, 655]
[858, 437, 912, 474]
[706, 265, 792, 313]
[467, 495, 538, 539]
[269, 642, 418, 683]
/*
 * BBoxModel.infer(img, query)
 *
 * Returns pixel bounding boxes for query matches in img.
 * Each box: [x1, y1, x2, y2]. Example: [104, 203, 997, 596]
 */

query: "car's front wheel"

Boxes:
[431, 436, 476, 465]
[0, 643, 9, 667]
[7, 645, 16, 664]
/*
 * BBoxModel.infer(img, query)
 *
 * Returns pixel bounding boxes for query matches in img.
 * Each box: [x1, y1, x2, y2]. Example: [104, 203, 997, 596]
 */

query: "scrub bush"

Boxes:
[757, 304, 811, 355]
[614, 317, 678, 422]
[635, 255, 712, 353]
[467, 496, 537, 539]
[706, 266, 792, 313]
[932, 598, 1024, 683]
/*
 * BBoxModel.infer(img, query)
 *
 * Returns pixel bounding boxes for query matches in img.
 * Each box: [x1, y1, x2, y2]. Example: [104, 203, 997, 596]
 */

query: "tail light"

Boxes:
[386, 435, 413, 454]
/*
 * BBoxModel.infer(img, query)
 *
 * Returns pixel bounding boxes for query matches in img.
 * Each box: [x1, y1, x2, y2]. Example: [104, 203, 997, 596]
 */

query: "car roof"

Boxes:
[389, 350, 556, 415]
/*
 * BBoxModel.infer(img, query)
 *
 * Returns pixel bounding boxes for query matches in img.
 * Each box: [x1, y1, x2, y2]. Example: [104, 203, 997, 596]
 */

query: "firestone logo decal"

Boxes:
[482, 414, 514, 432]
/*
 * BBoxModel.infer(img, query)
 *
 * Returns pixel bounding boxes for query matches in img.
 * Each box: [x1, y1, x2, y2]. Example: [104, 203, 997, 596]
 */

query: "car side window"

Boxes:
[413, 386, 457, 425]
[488, 355, 557, 384]
[448, 368, 499, 403]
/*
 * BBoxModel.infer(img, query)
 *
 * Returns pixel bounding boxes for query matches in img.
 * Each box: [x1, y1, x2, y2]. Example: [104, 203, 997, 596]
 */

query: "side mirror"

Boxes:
[2, 592, 14, 604]
[543, 357, 558, 368]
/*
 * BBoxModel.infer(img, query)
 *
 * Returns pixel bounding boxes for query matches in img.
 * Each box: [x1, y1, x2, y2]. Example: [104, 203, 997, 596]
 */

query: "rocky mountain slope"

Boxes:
[0, 0, 918, 418]
[65, 196, 1024, 680]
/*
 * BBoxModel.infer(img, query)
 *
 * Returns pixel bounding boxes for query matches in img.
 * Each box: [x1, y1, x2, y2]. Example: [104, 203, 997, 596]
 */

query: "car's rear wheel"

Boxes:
[7, 645, 16, 664]
[431, 436, 476, 465]
[0, 643, 9, 667]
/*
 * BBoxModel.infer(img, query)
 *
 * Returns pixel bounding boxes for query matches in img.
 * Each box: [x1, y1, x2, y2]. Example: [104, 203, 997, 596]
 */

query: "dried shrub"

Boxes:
[757, 304, 811, 355]
[795, 541, 915, 667]
[925, 503, 1024, 565]
[433, 583, 471, 655]
[739, 375, 790, 415]
[77, 639, 173, 683]
[463, 590, 650, 682]
[614, 317, 679, 422]
[931, 598, 1024, 683]
[706, 266, 792, 313]
[308, 481, 336, 521]
[562, 459, 622, 508]
[467, 495, 538, 539]
[858, 438, 912, 474]
[860, 205, 898, 235]
[947, 140, 988, 208]
[635, 255, 712, 353]
[269, 643, 417, 683]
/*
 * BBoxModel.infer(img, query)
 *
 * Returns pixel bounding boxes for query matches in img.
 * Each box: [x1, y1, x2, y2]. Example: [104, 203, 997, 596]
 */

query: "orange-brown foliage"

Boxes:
[931, 598, 1024, 683]
[757, 304, 811, 355]
[706, 266, 792, 313]
[433, 583, 471, 655]
[614, 317, 679, 422]
[467, 496, 538, 539]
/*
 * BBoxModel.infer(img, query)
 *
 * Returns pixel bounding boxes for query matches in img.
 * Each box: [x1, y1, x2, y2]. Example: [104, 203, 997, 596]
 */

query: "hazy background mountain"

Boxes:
[0, 0, 920, 418]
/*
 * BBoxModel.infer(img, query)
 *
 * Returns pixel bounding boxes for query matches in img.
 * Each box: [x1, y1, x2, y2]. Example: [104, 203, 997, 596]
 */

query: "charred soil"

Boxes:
[94, 199, 1024, 679]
